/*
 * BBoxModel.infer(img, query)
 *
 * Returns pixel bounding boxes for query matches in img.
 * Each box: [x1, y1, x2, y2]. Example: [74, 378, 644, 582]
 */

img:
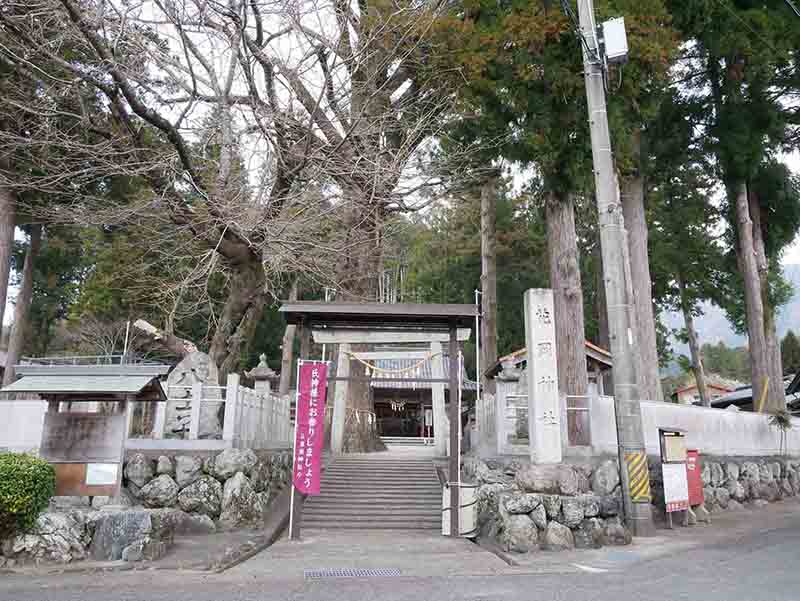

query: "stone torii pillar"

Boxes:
[429, 341, 449, 456]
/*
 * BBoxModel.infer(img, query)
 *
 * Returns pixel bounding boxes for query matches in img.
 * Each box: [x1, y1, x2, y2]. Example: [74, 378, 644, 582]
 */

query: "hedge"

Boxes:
[0, 453, 55, 540]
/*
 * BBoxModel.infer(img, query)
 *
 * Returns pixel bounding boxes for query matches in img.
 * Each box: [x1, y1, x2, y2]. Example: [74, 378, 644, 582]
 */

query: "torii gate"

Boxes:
[279, 302, 477, 537]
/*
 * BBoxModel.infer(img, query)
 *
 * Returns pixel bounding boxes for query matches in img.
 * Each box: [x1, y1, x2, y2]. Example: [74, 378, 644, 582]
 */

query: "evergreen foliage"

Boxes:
[0, 453, 55, 540]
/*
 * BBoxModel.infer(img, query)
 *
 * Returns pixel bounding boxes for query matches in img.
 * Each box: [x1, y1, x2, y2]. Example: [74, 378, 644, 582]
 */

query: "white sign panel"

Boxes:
[524, 289, 562, 463]
[85, 463, 119, 486]
[662, 462, 689, 512]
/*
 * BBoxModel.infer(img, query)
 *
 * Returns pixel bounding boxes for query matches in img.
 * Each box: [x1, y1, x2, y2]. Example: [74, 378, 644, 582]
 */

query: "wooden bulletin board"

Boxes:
[40, 412, 126, 497]
[52, 463, 120, 497]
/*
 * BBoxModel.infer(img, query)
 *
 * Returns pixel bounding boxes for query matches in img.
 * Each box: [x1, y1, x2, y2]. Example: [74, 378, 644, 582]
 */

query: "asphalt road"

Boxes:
[3, 501, 800, 601]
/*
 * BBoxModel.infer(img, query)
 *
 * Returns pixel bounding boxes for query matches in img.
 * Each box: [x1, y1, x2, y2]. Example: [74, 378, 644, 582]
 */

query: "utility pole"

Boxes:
[575, 0, 655, 536]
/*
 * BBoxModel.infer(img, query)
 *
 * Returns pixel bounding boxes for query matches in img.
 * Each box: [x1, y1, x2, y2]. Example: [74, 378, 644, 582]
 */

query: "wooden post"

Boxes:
[223, 374, 239, 446]
[117, 397, 130, 497]
[290, 324, 309, 540]
[449, 325, 460, 537]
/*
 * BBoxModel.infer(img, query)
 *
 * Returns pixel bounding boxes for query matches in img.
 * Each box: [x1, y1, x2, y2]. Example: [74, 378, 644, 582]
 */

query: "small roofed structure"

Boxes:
[3, 364, 168, 400]
[1, 364, 169, 498]
[485, 340, 614, 395]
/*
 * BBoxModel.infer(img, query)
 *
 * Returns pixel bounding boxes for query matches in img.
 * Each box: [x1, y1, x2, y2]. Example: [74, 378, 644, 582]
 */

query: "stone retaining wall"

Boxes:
[464, 453, 800, 554]
[463, 456, 630, 553]
[0, 448, 292, 567]
[648, 455, 800, 518]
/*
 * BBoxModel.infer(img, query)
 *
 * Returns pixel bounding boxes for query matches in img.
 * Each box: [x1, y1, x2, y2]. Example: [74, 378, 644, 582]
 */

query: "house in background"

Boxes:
[672, 381, 736, 405]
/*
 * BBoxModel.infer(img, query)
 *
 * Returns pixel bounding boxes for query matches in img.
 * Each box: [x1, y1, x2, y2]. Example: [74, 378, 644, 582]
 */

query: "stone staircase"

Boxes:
[302, 454, 442, 531]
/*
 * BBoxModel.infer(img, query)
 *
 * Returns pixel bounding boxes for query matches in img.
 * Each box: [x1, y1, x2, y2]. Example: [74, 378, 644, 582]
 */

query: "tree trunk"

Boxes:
[678, 275, 708, 406]
[0, 186, 16, 336]
[208, 261, 267, 384]
[620, 136, 662, 401]
[546, 193, 589, 397]
[332, 200, 386, 452]
[480, 176, 498, 395]
[278, 278, 299, 398]
[732, 182, 770, 411]
[3, 224, 41, 386]
[749, 189, 786, 410]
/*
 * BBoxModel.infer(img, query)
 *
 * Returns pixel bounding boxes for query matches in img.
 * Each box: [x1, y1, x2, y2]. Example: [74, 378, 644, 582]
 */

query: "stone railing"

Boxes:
[126, 374, 292, 452]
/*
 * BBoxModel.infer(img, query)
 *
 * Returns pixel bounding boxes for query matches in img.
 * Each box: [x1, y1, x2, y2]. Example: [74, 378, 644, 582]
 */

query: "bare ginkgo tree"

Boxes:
[0, 0, 475, 379]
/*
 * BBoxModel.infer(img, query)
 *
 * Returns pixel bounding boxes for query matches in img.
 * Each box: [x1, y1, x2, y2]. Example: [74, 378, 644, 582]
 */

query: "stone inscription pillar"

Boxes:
[524, 289, 562, 463]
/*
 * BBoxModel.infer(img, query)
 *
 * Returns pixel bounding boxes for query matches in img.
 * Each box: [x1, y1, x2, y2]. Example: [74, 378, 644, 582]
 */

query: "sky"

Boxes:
[778, 149, 800, 263]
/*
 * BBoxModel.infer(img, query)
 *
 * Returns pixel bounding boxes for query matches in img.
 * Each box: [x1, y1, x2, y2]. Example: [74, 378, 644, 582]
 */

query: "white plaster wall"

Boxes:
[590, 396, 800, 457]
[0, 399, 46, 453]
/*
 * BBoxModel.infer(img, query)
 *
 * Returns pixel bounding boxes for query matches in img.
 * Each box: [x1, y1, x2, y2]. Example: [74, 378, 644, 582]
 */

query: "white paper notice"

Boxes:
[85, 463, 119, 486]
[662, 462, 689, 512]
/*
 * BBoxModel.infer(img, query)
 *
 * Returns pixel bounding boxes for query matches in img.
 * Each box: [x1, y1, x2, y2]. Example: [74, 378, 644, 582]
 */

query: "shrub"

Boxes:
[0, 453, 55, 540]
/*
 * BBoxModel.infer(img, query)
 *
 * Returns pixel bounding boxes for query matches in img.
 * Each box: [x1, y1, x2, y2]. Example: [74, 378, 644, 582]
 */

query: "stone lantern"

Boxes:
[244, 354, 279, 397]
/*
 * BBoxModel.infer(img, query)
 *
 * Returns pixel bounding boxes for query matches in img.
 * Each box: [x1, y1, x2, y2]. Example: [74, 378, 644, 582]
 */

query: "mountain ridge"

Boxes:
[662, 263, 800, 354]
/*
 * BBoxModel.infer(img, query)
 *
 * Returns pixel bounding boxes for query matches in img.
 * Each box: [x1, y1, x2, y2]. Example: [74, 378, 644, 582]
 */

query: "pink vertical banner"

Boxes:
[293, 361, 328, 495]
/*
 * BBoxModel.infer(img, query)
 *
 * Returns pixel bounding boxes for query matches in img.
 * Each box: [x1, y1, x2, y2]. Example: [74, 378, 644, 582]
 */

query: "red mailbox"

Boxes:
[686, 449, 704, 506]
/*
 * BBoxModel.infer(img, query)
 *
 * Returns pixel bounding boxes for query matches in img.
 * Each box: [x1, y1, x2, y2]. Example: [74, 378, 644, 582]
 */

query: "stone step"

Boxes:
[303, 511, 441, 521]
[320, 478, 439, 485]
[306, 497, 441, 508]
[325, 467, 437, 472]
[310, 494, 442, 503]
[320, 485, 440, 492]
[328, 456, 435, 462]
[304, 506, 440, 517]
[317, 486, 440, 494]
[326, 462, 437, 468]
[322, 467, 438, 474]
[305, 507, 439, 516]
[325, 466, 437, 472]
[321, 475, 439, 482]
[303, 520, 442, 530]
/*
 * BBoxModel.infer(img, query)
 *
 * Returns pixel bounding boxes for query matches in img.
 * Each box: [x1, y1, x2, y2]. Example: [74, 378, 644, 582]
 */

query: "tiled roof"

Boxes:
[2, 375, 157, 394]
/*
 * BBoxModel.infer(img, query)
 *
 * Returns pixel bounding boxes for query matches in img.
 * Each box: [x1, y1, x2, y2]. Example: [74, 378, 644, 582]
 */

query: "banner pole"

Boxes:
[288, 358, 303, 540]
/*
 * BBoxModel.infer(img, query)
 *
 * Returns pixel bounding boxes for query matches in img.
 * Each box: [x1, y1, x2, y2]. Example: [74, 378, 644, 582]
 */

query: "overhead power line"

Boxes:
[714, 0, 779, 54]
[786, 0, 800, 17]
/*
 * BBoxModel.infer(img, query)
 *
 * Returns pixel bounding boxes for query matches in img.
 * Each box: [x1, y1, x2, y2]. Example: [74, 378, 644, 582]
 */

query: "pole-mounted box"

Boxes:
[601, 17, 628, 64]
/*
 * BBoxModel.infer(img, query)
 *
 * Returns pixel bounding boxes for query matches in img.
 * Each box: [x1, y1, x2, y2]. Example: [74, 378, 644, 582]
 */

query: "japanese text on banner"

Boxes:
[293, 361, 328, 495]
